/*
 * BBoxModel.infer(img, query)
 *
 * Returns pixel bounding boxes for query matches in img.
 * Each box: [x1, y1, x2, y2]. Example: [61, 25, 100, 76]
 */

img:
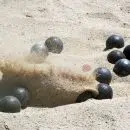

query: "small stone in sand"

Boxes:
[82, 64, 91, 72]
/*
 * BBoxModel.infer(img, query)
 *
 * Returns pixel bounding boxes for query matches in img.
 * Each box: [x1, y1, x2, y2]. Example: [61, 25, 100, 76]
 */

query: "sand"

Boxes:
[0, 0, 130, 129]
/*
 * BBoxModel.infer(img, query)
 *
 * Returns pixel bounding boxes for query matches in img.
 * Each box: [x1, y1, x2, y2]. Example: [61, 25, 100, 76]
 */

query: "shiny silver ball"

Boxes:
[29, 43, 49, 63]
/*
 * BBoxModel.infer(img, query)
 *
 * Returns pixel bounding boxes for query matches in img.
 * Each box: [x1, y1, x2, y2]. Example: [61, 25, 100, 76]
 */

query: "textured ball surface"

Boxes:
[105, 35, 124, 50]
[113, 59, 130, 77]
[94, 67, 112, 84]
[0, 96, 21, 113]
[97, 83, 113, 99]
[45, 37, 63, 53]
[123, 45, 130, 60]
[107, 50, 126, 64]
[12, 87, 30, 109]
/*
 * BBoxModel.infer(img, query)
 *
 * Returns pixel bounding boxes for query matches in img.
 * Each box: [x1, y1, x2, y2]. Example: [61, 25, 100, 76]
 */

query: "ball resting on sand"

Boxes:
[0, 54, 98, 107]
[104, 35, 124, 51]
[0, 96, 21, 113]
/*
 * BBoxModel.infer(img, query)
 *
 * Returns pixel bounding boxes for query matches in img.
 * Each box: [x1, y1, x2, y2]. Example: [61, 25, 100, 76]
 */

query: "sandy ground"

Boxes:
[0, 0, 130, 129]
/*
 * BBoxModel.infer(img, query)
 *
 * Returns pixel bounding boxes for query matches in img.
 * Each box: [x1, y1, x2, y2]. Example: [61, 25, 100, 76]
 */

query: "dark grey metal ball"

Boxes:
[113, 59, 130, 77]
[107, 50, 126, 64]
[104, 35, 124, 51]
[0, 96, 21, 113]
[45, 37, 63, 53]
[94, 67, 112, 84]
[123, 45, 130, 60]
[12, 87, 30, 109]
[97, 83, 113, 99]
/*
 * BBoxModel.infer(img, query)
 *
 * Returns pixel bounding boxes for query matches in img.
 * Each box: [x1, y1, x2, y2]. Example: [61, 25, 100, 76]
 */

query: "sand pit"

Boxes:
[0, 54, 98, 107]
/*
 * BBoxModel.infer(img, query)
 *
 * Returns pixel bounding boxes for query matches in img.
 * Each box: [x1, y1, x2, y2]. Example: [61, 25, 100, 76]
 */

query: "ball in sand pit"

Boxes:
[94, 67, 112, 84]
[0, 57, 98, 107]
[30, 43, 49, 63]
[107, 50, 126, 64]
[104, 35, 124, 51]
[113, 59, 130, 77]
[45, 37, 63, 53]
[97, 83, 113, 99]
[123, 45, 130, 60]
[0, 96, 21, 113]
[12, 87, 30, 109]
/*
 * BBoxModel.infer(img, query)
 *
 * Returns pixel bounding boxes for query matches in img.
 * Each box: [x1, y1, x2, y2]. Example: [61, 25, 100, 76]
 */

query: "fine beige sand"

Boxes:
[0, 0, 130, 129]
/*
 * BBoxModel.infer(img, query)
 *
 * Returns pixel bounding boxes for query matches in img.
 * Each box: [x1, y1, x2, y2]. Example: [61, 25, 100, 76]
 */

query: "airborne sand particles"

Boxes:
[0, 53, 98, 108]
